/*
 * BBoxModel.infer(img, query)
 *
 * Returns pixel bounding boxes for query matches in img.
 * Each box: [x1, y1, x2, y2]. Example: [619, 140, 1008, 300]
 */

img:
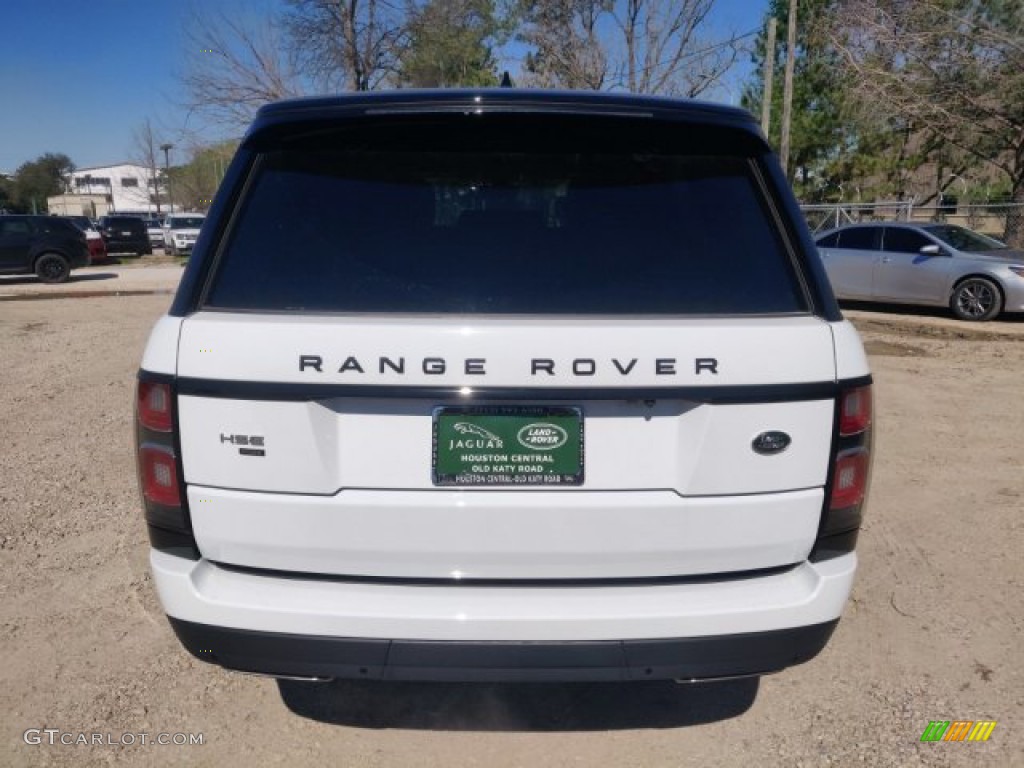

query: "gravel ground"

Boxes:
[0, 295, 1021, 767]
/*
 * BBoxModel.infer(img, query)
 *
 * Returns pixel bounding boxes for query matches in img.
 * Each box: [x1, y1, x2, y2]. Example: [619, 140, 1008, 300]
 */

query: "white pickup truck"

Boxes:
[136, 90, 873, 683]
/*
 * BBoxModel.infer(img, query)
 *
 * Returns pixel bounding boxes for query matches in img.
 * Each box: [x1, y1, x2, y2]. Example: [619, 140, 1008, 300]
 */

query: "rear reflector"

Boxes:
[830, 448, 869, 510]
[839, 385, 871, 436]
[138, 381, 173, 432]
[140, 444, 181, 507]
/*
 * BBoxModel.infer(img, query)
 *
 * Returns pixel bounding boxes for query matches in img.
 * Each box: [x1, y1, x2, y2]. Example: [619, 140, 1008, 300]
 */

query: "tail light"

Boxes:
[839, 385, 871, 436]
[831, 449, 869, 509]
[139, 444, 181, 506]
[87, 237, 106, 261]
[811, 381, 873, 562]
[139, 380, 172, 431]
[136, 372, 198, 558]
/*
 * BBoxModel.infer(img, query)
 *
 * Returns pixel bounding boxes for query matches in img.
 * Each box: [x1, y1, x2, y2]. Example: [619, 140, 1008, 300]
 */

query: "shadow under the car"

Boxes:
[839, 299, 1023, 323]
[0, 272, 120, 286]
[71, 271, 120, 283]
[277, 676, 760, 731]
[839, 299, 957, 320]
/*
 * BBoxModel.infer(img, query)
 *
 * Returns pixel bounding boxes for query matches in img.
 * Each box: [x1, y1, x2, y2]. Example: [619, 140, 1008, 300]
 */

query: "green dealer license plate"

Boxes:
[433, 406, 584, 486]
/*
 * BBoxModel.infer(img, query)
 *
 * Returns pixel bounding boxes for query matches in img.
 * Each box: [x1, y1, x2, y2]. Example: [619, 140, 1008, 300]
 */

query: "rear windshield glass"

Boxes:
[64, 216, 92, 231]
[36, 218, 78, 235]
[170, 217, 205, 229]
[205, 122, 806, 315]
[923, 224, 1006, 253]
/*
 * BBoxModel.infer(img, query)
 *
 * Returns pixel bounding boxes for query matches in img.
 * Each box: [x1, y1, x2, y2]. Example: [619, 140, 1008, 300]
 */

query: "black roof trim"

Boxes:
[249, 88, 764, 141]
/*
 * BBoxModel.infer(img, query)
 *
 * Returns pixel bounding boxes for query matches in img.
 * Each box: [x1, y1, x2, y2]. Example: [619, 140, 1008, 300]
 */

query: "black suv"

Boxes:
[0, 215, 90, 283]
[97, 216, 152, 256]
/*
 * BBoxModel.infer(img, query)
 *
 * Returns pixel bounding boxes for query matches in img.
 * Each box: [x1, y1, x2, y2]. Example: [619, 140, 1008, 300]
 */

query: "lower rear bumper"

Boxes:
[169, 617, 839, 682]
[151, 549, 856, 681]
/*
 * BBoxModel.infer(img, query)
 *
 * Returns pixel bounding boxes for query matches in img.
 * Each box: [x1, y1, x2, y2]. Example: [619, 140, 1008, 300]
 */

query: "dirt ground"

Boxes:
[1, 295, 1021, 767]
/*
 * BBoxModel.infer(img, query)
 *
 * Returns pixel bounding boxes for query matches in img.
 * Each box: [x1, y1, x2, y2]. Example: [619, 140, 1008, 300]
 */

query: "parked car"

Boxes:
[59, 215, 106, 262]
[97, 215, 152, 256]
[146, 218, 165, 248]
[138, 90, 873, 683]
[816, 222, 1024, 321]
[0, 215, 90, 283]
[162, 214, 205, 255]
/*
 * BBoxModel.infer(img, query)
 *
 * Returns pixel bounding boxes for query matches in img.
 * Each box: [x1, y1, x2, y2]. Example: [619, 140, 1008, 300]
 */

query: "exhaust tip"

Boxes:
[233, 670, 335, 683]
[673, 671, 769, 684]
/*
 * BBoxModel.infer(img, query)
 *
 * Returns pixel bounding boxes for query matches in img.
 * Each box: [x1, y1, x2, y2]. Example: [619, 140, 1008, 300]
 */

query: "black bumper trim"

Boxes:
[147, 525, 200, 560]
[168, 618, 839, 682]
[212, 559, 798, 588]
[809, 528, 859, 563]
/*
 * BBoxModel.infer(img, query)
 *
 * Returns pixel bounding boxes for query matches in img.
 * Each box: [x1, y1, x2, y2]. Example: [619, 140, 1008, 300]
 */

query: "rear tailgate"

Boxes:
[168, 105, 848, 581]
[176, 314, 837, 579]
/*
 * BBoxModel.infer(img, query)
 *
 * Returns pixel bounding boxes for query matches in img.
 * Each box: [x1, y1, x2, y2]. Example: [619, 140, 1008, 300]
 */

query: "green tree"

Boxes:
[741, 0, 850, 196]
[399, 0, 500, 87]
[0, 175, 16, 212]
[12, 153, 75, 213]
[166, 141, 238, 212]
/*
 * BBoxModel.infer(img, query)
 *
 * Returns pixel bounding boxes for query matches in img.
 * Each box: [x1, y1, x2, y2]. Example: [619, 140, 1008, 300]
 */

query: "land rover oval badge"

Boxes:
[752, 431, 791, 456]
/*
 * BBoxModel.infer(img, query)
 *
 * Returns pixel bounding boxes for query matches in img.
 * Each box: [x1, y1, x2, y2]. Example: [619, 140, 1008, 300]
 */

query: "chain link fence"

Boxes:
[800, 201, 1024, 245]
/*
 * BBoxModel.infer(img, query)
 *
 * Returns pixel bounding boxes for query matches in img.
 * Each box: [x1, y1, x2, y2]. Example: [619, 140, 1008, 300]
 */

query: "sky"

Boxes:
[0, 0, 768, 174]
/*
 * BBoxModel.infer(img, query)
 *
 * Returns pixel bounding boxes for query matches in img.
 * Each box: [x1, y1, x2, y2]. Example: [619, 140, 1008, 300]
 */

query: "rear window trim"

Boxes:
[189, 306, 816, 320]
[196, 147, 817, 318]
[747, 160, 815, 314]
[196, 153, 266, 311]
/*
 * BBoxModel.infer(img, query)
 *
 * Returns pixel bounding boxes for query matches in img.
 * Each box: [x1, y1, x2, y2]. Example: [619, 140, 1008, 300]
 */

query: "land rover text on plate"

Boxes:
[137, 90, 873, 682]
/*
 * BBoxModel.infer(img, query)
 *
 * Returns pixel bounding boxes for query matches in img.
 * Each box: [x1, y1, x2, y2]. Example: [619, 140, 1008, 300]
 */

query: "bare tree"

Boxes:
[610, 0, 740, 97]
[132, 119, 164, 214]
[182, 7, 307, 131]
[520, 0, 610, 90]
[520, 0, 741, 97]
[831, 0, 1024, 245]
[283, 0, 408, 91]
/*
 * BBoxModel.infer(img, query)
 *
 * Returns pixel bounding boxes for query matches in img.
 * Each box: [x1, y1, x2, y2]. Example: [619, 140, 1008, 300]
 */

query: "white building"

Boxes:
[47, 193, 111, 218]
[63, 163, 170, 215]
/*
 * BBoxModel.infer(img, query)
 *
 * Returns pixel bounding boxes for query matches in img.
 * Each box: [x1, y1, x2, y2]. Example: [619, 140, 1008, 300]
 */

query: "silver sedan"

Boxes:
[815, 222, 1024, 321]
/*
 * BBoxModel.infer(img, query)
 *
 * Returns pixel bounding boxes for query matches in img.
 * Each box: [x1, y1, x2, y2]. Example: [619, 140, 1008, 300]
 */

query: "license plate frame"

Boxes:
[432, 405, 584, 487]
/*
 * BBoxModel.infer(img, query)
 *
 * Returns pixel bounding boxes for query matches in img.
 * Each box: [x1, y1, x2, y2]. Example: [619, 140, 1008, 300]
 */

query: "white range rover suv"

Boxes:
[136, 90, 873, 682]
[162, 214, 205, 255]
